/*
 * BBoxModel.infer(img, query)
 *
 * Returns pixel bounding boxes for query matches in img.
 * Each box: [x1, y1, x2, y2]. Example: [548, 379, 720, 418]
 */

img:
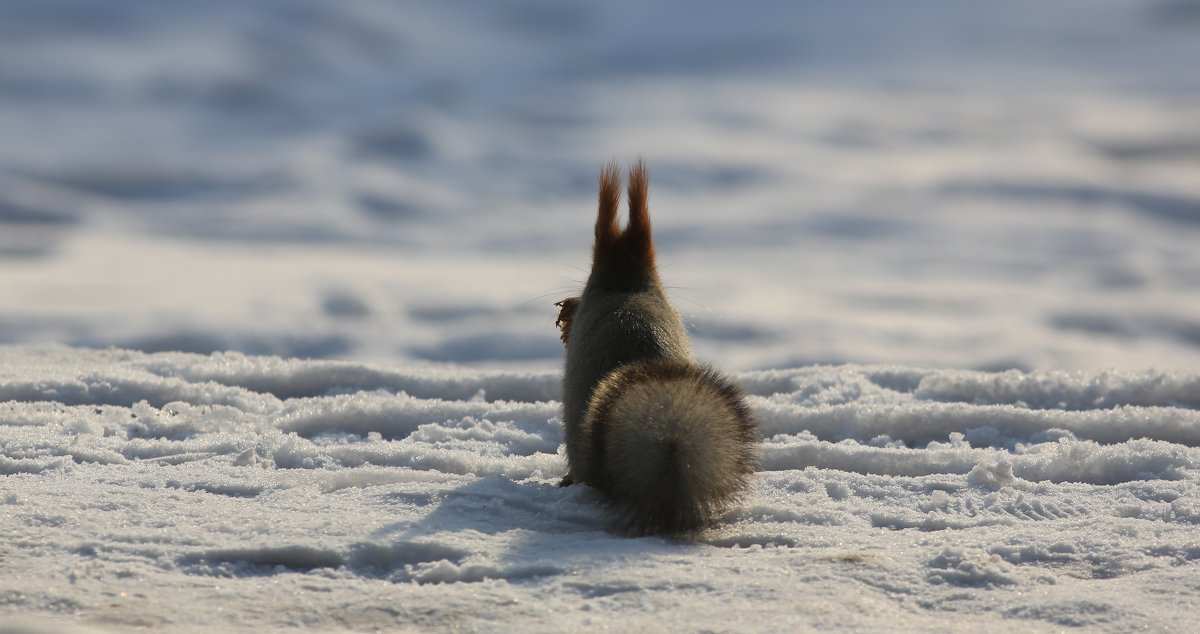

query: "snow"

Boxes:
[2, 0, 1200, 631]
[3, 0, 1200, 373]
[3, 346, 1199, 632]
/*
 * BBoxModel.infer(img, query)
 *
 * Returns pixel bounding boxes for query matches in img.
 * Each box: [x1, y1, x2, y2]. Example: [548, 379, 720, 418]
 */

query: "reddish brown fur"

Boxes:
[625, 159, 654, 262]
[588, 160, 658, 292]
[594, 161, 622, 253]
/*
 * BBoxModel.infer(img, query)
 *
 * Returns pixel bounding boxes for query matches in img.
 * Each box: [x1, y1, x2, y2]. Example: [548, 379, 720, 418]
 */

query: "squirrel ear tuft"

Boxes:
[627, 159, 648, 230]
[625, 159, 653, 255]
[595, 161, 622, 248]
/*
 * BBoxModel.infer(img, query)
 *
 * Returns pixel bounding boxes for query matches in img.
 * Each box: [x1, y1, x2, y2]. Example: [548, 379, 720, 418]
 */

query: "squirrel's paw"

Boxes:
[554, 297, 579, 345]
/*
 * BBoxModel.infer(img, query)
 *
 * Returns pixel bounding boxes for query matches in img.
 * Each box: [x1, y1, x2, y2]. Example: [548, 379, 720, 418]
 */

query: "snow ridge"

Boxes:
[3, 345, 1199, 631]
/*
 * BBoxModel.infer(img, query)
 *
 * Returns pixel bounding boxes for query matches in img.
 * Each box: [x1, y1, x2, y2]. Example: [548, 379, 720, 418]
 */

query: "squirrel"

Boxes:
[555, 160, 759, 535]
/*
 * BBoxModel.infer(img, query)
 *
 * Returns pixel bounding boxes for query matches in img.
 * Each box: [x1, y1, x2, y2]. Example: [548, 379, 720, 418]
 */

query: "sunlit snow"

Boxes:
[2, 0, 1200, 631]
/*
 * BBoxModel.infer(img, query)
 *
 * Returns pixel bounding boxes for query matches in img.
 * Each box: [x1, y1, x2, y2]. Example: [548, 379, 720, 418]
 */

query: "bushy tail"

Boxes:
[584, 360, 759, 535]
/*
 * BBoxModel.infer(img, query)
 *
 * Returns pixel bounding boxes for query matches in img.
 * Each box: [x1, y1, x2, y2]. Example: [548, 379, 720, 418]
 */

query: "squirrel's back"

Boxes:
[558, 160, 759, 535]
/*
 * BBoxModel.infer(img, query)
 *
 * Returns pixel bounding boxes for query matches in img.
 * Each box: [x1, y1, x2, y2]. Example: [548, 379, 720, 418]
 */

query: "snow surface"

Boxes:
[2, 346, 1199, 633]
[3, 0, 1200, 631]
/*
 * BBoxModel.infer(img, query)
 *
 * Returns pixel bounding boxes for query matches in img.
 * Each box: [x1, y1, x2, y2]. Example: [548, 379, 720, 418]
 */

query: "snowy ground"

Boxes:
[2, 0, 1200, 632]
[3, 346, 1199, 633]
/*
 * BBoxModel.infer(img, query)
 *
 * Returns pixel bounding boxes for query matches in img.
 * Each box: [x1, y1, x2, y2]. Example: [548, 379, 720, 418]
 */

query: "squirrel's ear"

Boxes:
[625, 159, 653, 255]
[595, 161, 622, 249]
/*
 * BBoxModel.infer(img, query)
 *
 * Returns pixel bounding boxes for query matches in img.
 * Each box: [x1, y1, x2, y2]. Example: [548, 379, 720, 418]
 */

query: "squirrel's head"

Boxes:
[588, 160, 660, 293]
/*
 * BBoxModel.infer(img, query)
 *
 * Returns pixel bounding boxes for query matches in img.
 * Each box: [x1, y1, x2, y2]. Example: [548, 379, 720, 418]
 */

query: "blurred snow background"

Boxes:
[2, 0, 1198, 371]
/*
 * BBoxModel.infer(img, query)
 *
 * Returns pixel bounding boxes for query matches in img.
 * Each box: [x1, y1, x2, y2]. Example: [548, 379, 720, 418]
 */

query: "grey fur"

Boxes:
[562, 285, 693, 472]
[560, 161, 759, 535]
